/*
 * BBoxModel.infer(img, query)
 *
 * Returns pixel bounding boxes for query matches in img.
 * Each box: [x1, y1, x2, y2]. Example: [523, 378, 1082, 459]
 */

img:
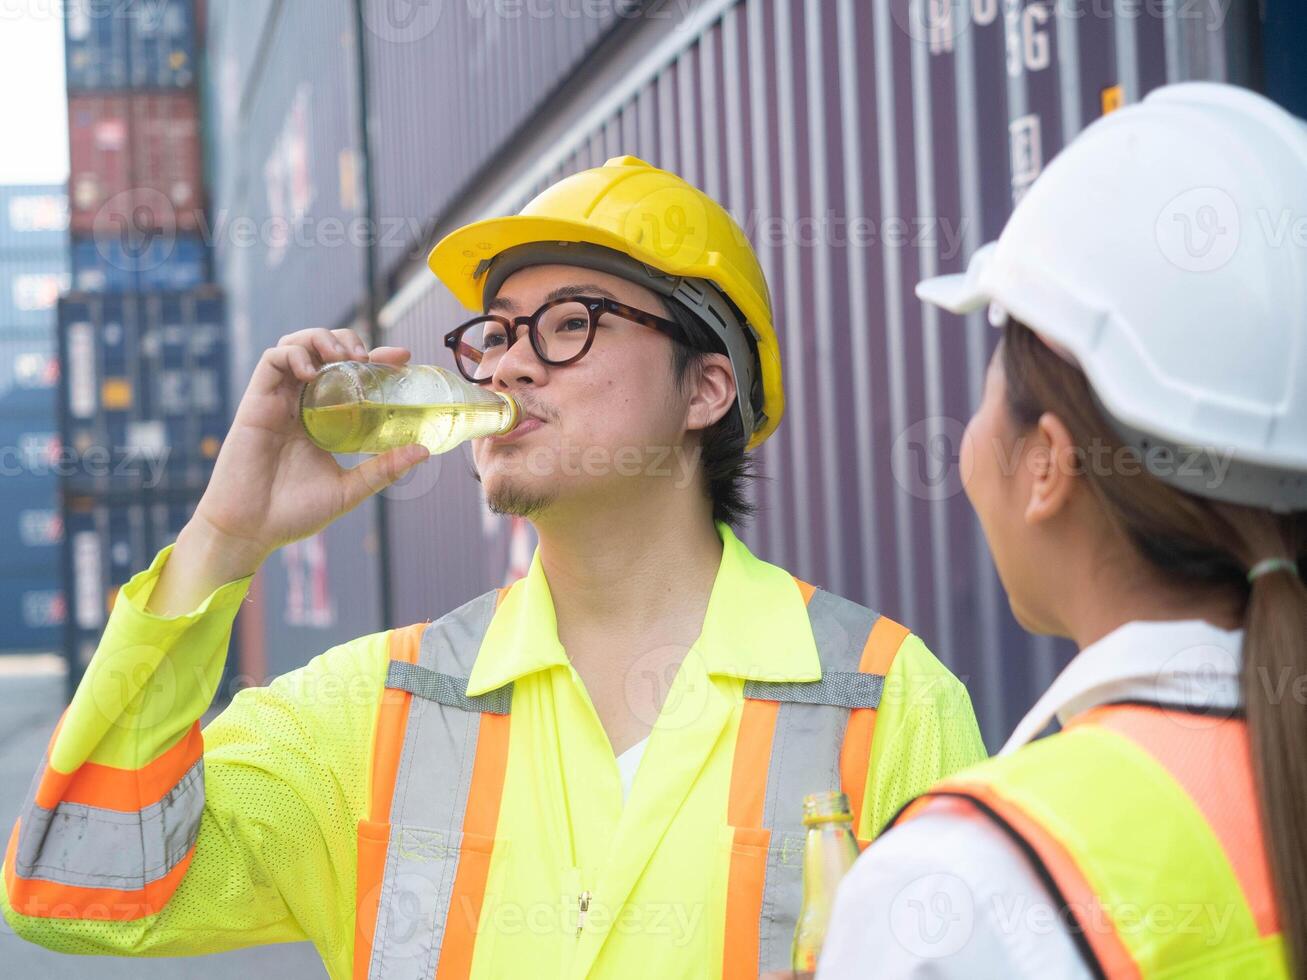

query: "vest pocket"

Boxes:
[355, 819, 505, 978]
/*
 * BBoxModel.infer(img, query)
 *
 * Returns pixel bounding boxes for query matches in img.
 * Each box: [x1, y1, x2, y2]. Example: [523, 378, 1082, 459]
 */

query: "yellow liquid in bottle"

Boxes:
[302, 400, 514, 455]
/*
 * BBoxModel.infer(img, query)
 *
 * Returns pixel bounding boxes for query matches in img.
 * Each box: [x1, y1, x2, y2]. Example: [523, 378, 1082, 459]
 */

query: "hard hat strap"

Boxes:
[479, 241, 763, 440]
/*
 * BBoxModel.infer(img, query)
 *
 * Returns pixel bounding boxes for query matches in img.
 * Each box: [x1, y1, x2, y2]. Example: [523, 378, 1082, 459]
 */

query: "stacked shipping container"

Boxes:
[208, 0, 1290, 747]
[0, 186, 71, 654]
[59, 0, 234, 697]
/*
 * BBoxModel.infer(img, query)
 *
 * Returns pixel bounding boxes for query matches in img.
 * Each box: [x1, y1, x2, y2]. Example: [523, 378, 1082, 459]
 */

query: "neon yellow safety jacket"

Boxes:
[2, 521, 985, 978]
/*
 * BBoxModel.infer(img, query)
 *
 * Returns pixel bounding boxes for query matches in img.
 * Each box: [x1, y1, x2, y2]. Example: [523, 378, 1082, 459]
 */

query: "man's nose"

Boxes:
[491, 328, 548, 390]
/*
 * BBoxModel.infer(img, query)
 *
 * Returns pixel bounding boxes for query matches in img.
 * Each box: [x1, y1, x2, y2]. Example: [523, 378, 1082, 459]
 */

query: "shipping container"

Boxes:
[361, 0, 627, 283]
[0, 253, 71, 331]
[59, 489, 240, 696]
[204, 0, 278, 212]
[69, 93, 205, 234]
[57, 288, 228, 495]
[237, 499, 383, 687]
[128, 0, 198, 89]
[0, 473, 63, 560]
[0, 330, 60, 418]
[0, 185, 70, 253]
[0, 567, 65, 655]
[72, 231, 208, 293]
[64, 0, 132, 91]
[365, 0, 1265, 749]
[129, 92, 205, 232]
[214, 0, 368, 335]
[68, 94, 131, 233]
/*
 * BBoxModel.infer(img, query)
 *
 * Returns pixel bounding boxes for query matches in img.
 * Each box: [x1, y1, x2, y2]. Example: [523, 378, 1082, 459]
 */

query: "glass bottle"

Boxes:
[299, 361, 519, 455]
[792, 790, 861, 972]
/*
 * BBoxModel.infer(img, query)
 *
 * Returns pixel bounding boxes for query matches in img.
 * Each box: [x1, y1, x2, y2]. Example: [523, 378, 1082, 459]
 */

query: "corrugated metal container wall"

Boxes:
[129, 93, 206, 232]
[379, 0, 1251, 748]
[68, 94, 131, 233]
[0, 186, 70, 253]
[71, 232, 209, 293]
[0, 254, 70, 331]
[128, 0, 199, 89]
[225, 0, 369, 335]
[204, 0, 278, 212]
[0, 331, 60, 418]
[362, 0, 625, 284]
[238, 499, 383, 685]
[57, 289, 228, 495]
[64, 0, 132, 91]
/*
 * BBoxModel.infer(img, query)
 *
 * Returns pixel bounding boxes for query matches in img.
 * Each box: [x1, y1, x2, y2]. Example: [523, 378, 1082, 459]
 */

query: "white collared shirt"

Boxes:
[816, 619, 1245, 979]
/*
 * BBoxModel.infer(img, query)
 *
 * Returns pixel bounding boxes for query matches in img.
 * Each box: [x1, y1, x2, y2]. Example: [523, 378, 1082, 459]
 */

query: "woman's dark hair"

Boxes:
[664, 296, 759, 529]
[1002, 318, 1307, 976]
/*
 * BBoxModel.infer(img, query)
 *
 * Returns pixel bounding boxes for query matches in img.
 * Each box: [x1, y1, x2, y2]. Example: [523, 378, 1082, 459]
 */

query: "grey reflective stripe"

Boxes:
[14, 755, 203, 890]
[367, 589, 503, 980]
[744, 670, 883, 708]
[752, 588, 883, 972]
[385, 660, 513, 715]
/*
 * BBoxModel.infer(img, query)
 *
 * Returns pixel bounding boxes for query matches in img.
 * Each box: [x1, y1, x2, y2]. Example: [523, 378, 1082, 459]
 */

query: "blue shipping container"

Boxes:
[64, 0, 132, 91]
[58, 288, 228, 494]
[61, 490, 215, 690]
[0, 185, 69, 253]
[129, 0, 197, 88]
[0, 474, 63, 558]
[71, 233, 208, 294]
[0, 331, 59, 418]
[0, 253, 71, 330]
[0, 568, 65, 653]
[65, 0, 198, 91]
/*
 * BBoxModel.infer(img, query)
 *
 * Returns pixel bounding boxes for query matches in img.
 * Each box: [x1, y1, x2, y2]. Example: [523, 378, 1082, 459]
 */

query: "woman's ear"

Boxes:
[1024, 411, 1080, 526]
[685, 353, 737, 433]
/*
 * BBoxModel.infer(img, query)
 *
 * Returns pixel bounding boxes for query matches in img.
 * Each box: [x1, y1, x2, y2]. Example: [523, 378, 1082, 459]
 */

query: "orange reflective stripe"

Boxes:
[35, 721, 203, 813]
[354, 621, 427, 980]
[437, 588, 513, 980]
[722, 697, 780, 980]
[366, 623, 425, 824]
[3, 815, 196, 920]
[438, 710, 511, 980]
[1076, 705, 1281, 938]
[935, 782, 1141, 980]
[839, 615, 908, 843]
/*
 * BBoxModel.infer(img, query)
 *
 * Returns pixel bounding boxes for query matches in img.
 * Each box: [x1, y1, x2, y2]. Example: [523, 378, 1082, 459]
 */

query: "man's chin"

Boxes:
[484, 479, 558, 521]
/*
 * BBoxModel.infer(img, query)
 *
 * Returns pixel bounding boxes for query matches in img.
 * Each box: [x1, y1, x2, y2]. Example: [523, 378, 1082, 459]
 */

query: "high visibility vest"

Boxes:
[891, 703, 1288, 979]
[354, 579, 908, 979]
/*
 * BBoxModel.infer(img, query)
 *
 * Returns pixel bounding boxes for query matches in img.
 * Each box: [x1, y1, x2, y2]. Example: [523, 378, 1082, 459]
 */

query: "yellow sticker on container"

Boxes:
[101, 378, 133, 410]
[1102, 84, 1125, 116]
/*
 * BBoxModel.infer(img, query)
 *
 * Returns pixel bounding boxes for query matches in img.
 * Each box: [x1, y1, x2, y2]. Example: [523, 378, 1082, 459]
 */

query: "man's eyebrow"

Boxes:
[487, 283, 618, 314]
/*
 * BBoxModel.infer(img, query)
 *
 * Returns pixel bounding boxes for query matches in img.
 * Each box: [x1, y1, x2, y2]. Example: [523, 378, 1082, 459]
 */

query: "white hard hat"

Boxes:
[918, 83, 1307, 512]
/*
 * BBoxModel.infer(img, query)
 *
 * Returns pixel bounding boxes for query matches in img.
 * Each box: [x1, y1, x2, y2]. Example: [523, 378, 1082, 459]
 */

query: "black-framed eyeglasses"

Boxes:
[443, 295, 688, 384]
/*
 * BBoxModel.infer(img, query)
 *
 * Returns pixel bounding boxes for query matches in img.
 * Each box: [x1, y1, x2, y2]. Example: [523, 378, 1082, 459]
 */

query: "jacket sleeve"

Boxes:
[859, 634, 988, 840]
[0, 541, 389, 979]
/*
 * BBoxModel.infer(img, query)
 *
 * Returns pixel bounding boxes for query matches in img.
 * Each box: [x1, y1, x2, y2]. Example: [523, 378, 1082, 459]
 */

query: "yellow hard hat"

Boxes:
[428, 155, 784, 449]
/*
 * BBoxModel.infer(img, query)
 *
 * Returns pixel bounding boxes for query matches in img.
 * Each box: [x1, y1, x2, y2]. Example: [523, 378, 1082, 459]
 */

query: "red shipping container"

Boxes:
[129, 93, 205, 233]
[68, 94, 131, 235]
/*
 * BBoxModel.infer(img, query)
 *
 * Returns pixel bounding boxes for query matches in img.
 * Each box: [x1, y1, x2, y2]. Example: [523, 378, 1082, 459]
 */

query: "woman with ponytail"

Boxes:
[819, 83, 1307, 979]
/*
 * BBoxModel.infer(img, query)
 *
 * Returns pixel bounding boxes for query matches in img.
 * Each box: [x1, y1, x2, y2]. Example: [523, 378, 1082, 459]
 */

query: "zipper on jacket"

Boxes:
[576, 889, 592, 936]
